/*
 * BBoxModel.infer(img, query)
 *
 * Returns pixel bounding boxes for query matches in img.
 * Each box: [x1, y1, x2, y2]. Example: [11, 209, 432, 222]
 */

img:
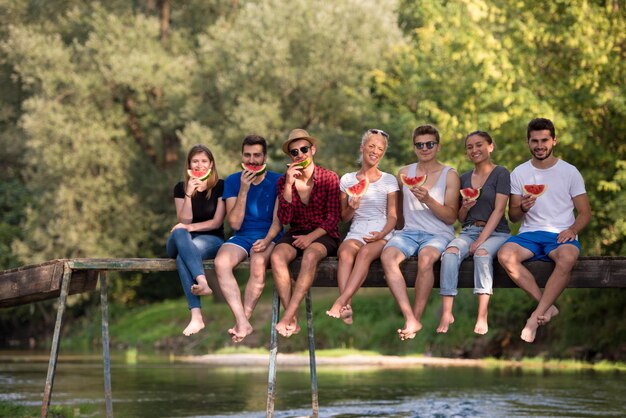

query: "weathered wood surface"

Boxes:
[1, 257, 625, 308]
[0, 260, 98, 308]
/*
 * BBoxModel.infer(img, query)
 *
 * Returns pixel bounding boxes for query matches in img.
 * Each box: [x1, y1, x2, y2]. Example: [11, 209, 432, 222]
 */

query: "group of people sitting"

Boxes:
[166, 117, 591, 345]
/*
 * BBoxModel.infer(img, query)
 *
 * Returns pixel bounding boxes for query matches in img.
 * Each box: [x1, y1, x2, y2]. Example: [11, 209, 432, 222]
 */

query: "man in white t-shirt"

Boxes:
[498, 118, 591, 343]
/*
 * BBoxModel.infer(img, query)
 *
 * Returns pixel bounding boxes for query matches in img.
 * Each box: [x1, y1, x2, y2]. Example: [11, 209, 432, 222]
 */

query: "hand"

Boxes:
[410, 185, 430, 203]
[461, 198, 477, 211]
[520, 194, 536, 213]
[469, 240, 482, 255]
[171, 223, 190, 232]
[240, 169, 256, 191]
[186, 177, 202, 195]
[557, 228, 577, 243]
[363, 231, 384, 243]
[348, 196, 361, 209]
[251, 238, 271, 253]
[291, 234, 314, 250]
[285, 163, 304, 185]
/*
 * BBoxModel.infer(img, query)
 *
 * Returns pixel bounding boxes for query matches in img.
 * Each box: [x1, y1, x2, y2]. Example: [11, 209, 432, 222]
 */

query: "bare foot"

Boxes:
[397, 318, 422, 341]
[229, 322, 254, 343]
[183, 317, 205, 336]
[191, 277, 213, 296]
[474, 317, 488, 335]
[436, 312, 455, 333]
[340, 305, 353, 325]
[521, 316, 540, 343]
[275, 319, 292, 337]
[326, 301, 343, 319]
[537, 305, 559, 325]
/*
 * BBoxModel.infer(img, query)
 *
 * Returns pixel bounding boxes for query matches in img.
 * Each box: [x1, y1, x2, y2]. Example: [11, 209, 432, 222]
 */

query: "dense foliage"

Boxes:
[0, 0, 624, 358]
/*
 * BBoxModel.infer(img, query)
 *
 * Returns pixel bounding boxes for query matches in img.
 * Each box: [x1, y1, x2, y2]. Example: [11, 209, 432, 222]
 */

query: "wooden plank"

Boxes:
[1, 257, 625, 308]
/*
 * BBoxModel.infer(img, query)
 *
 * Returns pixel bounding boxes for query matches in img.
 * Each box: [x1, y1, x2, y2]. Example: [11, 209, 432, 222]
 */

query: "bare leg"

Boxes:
[214, 245, 252, 342]
[183, 308, 205, 336]
[327, 240, 361, 324]
[243, 243, 275, 319]
[381, 247, 421, 340]
[474, 293, 490, 335]
[413, 246, 440, 323]
[191, 275, 213, 295]
[436, 296, 455, 333]
[276, 243, 326, 337]
[270, 244, 299, 337]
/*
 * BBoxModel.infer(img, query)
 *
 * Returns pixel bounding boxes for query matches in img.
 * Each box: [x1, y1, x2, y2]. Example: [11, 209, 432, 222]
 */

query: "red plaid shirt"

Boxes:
[277, 165, 341, 239]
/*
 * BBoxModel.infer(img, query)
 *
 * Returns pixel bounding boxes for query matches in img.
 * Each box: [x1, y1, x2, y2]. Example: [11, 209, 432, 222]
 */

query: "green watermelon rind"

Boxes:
[400, 173, 427, 187]
[345, 178, 369, 198]
[460, 187, 482, 201]
[286, 157, 312, 169]
[187, 168, 211, 181]
[523, 184, 547, 197]
[241, 163, 267, 176]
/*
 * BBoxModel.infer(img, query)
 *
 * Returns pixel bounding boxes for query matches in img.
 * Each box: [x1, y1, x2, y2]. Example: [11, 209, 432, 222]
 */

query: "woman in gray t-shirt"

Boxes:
[437, 131, 511, 335]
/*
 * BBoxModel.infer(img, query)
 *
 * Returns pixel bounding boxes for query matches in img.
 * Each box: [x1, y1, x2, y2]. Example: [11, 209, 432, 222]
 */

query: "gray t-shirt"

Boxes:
[460, 165, 510, 233]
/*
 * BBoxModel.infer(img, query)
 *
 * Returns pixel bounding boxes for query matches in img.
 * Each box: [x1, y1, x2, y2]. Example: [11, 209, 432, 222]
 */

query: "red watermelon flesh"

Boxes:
[400, 173, 427, 187]
[241, 163, 267, 176]
[187, 168, 211, 181]
[523, 184, 547, 197]
[460, 187, 481, 201]
[346, 177, 369, 198]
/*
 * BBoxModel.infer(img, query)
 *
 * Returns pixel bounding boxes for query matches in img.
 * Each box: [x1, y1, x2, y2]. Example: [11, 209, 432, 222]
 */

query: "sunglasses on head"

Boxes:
[289, 145, 311, 157]
[414, 141, 438, 150]
[368, 128, 389, 138]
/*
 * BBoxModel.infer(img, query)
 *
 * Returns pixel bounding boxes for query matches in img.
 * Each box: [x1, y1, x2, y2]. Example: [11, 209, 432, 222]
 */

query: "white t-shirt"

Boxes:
[340, 172, 399, 224]
[510, 159, 586, 234]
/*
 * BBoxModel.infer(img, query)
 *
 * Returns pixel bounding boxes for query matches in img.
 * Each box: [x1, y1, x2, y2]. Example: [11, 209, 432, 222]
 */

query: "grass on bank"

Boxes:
[0, 400, 95, 418]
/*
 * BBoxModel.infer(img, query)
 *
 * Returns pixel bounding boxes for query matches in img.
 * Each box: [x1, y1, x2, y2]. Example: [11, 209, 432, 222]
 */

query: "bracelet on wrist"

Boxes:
[185, 193, 192, 198]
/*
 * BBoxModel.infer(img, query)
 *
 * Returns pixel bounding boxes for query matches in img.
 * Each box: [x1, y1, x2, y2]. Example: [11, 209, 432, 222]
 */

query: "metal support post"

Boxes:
[266, 288, 280, 417]
[41, 262, 72, 418]
[100, 272, 114, 417]
[305, 290, 319, 417]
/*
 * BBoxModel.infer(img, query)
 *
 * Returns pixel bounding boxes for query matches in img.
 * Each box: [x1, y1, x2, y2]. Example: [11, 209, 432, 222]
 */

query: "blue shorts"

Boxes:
[384, 229, 452, 258]
[224, 230, 283, 255]
[505, 231, 581, 262]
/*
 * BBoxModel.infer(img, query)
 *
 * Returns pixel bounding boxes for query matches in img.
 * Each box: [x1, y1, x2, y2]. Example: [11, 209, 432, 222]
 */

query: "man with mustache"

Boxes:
[498, 118, 591, 343]
[214, 134, 283, 343]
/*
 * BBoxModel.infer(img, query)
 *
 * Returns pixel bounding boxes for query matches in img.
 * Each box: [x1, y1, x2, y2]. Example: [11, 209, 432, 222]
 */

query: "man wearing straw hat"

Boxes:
[271, 129, 341, 337]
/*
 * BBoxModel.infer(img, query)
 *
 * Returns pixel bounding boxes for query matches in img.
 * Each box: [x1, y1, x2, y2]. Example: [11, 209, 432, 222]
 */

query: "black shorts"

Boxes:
[276, 230, 340, 257]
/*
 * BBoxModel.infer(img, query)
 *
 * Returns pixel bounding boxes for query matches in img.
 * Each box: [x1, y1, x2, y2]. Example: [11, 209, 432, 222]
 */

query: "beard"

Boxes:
[533, 147, 553, 161]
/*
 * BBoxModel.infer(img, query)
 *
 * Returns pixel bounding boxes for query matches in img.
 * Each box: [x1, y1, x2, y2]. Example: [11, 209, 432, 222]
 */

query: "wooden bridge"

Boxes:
[1, 256, 625, 417]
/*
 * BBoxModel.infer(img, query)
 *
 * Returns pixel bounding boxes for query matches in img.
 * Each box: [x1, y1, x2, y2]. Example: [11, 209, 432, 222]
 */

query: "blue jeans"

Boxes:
[166, 229, 224, 309]
[440, 226, 510, 296]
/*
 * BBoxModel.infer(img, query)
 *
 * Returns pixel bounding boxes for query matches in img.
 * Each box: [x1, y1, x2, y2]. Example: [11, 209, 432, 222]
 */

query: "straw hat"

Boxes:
[282, 129, 317, 154]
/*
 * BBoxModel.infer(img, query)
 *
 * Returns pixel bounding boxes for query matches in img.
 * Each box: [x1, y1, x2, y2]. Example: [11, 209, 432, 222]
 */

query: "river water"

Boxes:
[1, 351, 624, 417]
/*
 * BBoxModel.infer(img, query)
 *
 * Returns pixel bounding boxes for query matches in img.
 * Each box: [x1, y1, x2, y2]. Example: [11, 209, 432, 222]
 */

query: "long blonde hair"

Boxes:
[184, 144, 219, 199]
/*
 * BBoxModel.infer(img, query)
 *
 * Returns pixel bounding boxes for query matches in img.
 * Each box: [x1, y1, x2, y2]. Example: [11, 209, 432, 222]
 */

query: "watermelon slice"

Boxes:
[345, 177, 369, 198]
[287, 157, 312, 169]
[400, 173, 427, 187]
[241, 163, 267, 176]
[523, 184, 547, 197]
[187, 168, 211, 181]
[460, 187, 481, 201]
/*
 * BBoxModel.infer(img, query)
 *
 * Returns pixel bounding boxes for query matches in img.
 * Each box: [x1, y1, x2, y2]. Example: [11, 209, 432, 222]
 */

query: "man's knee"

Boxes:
[497, 244, 515, 265]
[444, 247, 460, 255]
[417, 249, 439, 270]
[302, 246, 325, 265]
[552, 246, 579, 268]
[475, 248, 489, 257]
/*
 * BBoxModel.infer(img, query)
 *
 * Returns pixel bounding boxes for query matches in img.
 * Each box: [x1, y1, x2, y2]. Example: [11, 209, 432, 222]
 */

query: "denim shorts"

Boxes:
[384, 229, 452, 258]
[505, 231, 581, 261]
[224, 229, 283, 256]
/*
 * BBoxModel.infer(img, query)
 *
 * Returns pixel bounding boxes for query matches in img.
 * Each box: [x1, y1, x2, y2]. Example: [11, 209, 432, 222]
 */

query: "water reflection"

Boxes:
[0, 352, 624, 417]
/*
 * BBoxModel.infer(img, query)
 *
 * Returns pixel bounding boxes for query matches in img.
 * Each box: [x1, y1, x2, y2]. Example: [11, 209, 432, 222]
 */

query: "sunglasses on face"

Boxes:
[368, 128, 389, 138]
[289, 146, 311, 157]
[414, 141, 439, 150]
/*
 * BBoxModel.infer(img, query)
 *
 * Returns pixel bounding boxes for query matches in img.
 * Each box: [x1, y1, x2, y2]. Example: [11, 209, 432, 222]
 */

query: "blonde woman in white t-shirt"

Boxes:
[326, 129, 399, 324]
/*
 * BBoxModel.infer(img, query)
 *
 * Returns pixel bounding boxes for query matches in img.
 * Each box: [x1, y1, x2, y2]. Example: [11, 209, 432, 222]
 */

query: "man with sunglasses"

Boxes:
[498, 118, 591, 343]
[381, 124, 460, 341]
[271, 129, 341, 337]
